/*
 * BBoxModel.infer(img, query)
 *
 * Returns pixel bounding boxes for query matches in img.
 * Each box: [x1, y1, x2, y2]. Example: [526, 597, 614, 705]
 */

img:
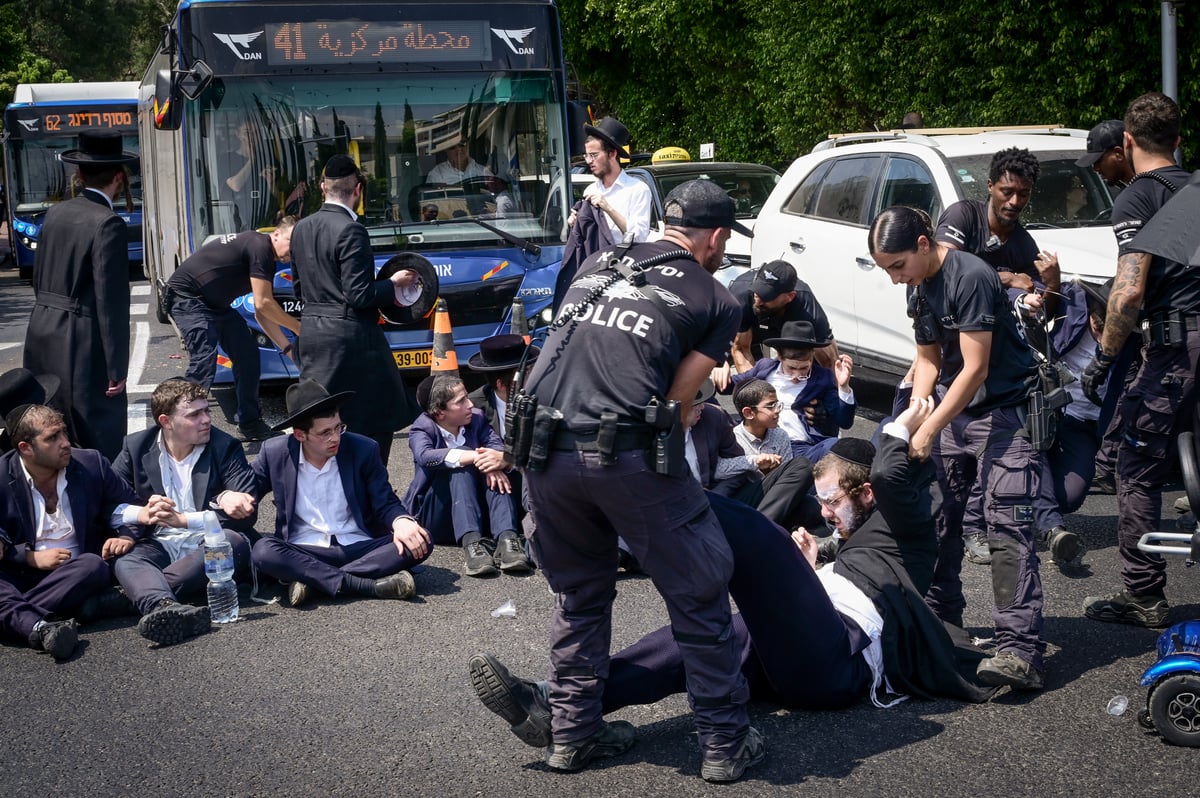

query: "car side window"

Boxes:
[876, 157, 941, 222]
[787, 156, 880, 226]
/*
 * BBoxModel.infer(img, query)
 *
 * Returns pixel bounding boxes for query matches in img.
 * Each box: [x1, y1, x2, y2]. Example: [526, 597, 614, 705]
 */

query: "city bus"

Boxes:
[2, 81, 143, 279]
[140, 0, 580, 383]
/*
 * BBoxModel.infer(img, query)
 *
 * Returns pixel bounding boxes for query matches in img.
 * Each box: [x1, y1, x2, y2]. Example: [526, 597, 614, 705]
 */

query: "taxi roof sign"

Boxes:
[651, 146, 691, 164]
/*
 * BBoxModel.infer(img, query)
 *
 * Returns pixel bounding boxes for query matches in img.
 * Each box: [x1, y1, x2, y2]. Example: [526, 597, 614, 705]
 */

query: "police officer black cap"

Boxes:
[662, 179, 754, 238]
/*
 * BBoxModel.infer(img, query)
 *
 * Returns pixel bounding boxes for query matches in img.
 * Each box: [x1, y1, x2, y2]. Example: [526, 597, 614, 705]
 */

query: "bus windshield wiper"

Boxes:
[430, 217, 542, 259]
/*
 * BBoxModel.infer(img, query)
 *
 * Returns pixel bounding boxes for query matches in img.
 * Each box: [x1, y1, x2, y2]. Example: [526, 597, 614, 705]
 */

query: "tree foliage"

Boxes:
[560, 0, 1195, 168]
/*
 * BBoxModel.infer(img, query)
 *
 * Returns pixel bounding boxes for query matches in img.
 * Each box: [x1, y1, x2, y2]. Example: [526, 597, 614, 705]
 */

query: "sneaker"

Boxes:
[495, 532, 533, 573]
[1091, 472, 1117, 494]
[1175, 495, 1191, 514]
[29, 618, 79, 660]
[136, 600, 211, 646]
[464, 539, 499, 577]
[545, 720, 636, 772]
[976, 651, 1044, 691]
[701, 726, 767, 783]
[468, 653, 551, 748]
[373, 571, 416, 600]
[287, 581, 312, 608]
[963, 533, 991, 565]
[76, 586, 135, 623]
[1045, 525, 1085, 566]
[238, 419, 281, 441]
[1083, 589, 1170, 628]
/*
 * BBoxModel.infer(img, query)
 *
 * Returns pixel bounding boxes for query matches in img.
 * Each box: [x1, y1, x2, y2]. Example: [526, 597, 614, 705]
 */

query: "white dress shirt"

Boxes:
[584, 170, 652, 244]
[21, 462, 80, 557]
[290, 452, 370, 548]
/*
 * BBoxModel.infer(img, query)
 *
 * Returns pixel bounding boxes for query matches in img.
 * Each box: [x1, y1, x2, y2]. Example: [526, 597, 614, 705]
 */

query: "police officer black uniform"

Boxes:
[1081, 92, 1193, 628]
[869, 206, 1048, 692]
[518, 180, 764, 782]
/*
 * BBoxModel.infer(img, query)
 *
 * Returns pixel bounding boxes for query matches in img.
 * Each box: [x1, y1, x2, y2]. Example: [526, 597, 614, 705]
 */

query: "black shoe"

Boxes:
[136, 600, 210, 646]
[494, 532, 533, 573]
[77, 586, 135, 624]
[1083, 589, 1170, 628]
[1091, 472, 1117, 494]
[1045, 525, 1084, 566]
[29, 618, 79, 660]
[617, 548, 642, 574]
[373, 571, 415, 600]
[287, 581, 312, 608]
[963, 533, 991, 565]
[545, 721, 636, 772]
[701, 726, 767, 783]
[976, 651, 1044, 691]
[464, 539, 499, 577]
[238, 419, 281, 441]
[468, 653, 551, 748]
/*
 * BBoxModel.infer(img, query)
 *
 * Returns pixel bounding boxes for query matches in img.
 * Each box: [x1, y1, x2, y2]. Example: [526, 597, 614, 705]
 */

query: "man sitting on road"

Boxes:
[110, 379, 257, 646]
[405, 374, 529, 577]
[0, 405, 151, 660]
[251, 380, 432, 607]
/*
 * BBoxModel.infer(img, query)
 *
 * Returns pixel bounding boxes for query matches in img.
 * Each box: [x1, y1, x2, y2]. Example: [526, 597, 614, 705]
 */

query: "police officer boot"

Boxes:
[468, 653, 551, 747]
[545, 720, 636, 772]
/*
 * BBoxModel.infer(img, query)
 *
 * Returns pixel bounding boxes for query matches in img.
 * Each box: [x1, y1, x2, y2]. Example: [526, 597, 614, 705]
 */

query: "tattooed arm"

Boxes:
[1099, 252, 1149, 358]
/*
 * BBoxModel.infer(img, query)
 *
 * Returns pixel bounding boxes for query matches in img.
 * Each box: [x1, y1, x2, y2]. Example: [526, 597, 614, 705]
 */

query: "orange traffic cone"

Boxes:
[509, 296, 530, 343]
[429, 298, 459, 375]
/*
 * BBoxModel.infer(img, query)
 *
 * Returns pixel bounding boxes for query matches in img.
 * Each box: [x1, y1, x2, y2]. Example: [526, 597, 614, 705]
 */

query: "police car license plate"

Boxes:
[393, 348, 432, 369]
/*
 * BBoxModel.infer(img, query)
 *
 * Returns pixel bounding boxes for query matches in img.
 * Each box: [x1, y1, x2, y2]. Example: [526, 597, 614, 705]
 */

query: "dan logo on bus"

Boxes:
[491, 27, 535, 55]
[214, 31, 265, 61]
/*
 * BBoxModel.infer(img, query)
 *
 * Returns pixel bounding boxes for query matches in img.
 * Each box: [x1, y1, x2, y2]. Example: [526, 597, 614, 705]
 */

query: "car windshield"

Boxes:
[651, 168, 779, 219]
[947, 151, 1114, 228]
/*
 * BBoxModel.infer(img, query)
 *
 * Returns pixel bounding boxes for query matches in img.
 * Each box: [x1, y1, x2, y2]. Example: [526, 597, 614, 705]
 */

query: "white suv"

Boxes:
[751, 127, 1118, 379]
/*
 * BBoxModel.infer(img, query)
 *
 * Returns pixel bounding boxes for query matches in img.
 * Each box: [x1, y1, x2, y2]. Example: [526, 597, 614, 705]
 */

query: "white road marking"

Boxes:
[127, 322, 156, 395]
[131, 284, 151, 296]
[0, 342, 18, 352]
[131, 303, 149, 316]
[127, 399, 151, 432]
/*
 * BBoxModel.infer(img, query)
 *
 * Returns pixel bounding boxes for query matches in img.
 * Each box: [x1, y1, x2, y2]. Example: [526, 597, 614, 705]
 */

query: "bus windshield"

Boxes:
[189, 71, 567, 248]
[7, 138, 142, 213]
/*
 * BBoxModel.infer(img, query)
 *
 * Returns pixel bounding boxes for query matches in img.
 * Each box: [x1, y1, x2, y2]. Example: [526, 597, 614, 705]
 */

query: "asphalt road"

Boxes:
[1, 265, 1198, 797]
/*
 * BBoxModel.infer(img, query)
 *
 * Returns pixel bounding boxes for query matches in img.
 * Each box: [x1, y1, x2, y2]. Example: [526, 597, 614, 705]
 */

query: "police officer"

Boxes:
[868, 205, 1048, 691]
[1081, 92, 1193, 628]
[517, 180, 764, 782]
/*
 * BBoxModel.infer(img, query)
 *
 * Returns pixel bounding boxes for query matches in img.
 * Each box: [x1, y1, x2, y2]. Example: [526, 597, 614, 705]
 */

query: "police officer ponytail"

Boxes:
[868, 206, 934, 255]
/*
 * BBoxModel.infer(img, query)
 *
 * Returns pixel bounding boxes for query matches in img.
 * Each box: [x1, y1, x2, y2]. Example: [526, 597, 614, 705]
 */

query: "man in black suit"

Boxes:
[289, 155, 420, 463]
[111, 379, 257, 645]
[251, 380, 432, 607]
[466, 334, 539, 440]
[0, 404, 145, 660]
[24, 132, 136, 460]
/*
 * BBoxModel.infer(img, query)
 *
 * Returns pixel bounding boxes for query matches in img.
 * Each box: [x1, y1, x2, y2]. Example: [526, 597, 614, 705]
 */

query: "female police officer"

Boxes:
[867, 206, 1048, 691]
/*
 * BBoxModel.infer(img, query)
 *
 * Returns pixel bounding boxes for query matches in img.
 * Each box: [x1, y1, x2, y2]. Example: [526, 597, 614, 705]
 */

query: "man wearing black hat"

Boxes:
[23, 131, 137, 460]
[511, 179, 763, 782]
[1076, 120, 1134, 189]
[467, 334, 539, 441]
[250, 380, 432, 607]
[470, 405, 996, 759]
[289, 155, 422, 463]
[718, 259, 837, 388]
[166, 216, 298, 441]
[1081, 92, 1195, 629]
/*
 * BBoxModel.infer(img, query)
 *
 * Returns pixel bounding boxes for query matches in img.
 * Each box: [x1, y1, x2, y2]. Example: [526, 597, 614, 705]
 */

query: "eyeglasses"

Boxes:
[756, 401, 783, 412]
[309, 422, 348, 442]
[815, 488, 859, 509]
[583, 151, 605, 162]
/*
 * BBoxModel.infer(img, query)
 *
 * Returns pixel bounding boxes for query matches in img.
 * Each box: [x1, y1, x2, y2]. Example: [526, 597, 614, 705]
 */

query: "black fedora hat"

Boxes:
[377, 252, 441, 325]
[61, 131, 138, 166]
[762, 319, 830, 351]
[0, 368, 60, 427]
[583, 116, 632, 158]
[467, 334, 539, 372]
[272, 380, 354, 431]
[695, 378, 716, 405]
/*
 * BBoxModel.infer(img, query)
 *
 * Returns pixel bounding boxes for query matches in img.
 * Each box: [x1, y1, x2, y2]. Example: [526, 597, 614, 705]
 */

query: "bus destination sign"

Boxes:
[267, 20, 492, 65]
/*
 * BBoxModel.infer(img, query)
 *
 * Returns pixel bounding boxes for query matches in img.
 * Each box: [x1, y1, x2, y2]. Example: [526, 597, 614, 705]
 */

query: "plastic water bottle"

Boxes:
[203, 511, 239, 623]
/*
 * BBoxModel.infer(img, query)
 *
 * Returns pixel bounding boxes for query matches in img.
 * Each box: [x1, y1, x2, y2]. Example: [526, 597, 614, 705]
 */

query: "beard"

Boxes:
[827, 497, 874, 538]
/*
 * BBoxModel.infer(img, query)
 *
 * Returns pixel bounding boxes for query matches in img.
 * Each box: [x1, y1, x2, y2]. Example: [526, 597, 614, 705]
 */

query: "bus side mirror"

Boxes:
[153, 69, 183, 131]
[178, 60, 213, 100]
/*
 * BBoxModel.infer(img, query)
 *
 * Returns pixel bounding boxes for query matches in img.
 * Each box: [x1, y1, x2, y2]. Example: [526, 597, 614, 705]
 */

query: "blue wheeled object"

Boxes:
[1134, 431, 1200, 746]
